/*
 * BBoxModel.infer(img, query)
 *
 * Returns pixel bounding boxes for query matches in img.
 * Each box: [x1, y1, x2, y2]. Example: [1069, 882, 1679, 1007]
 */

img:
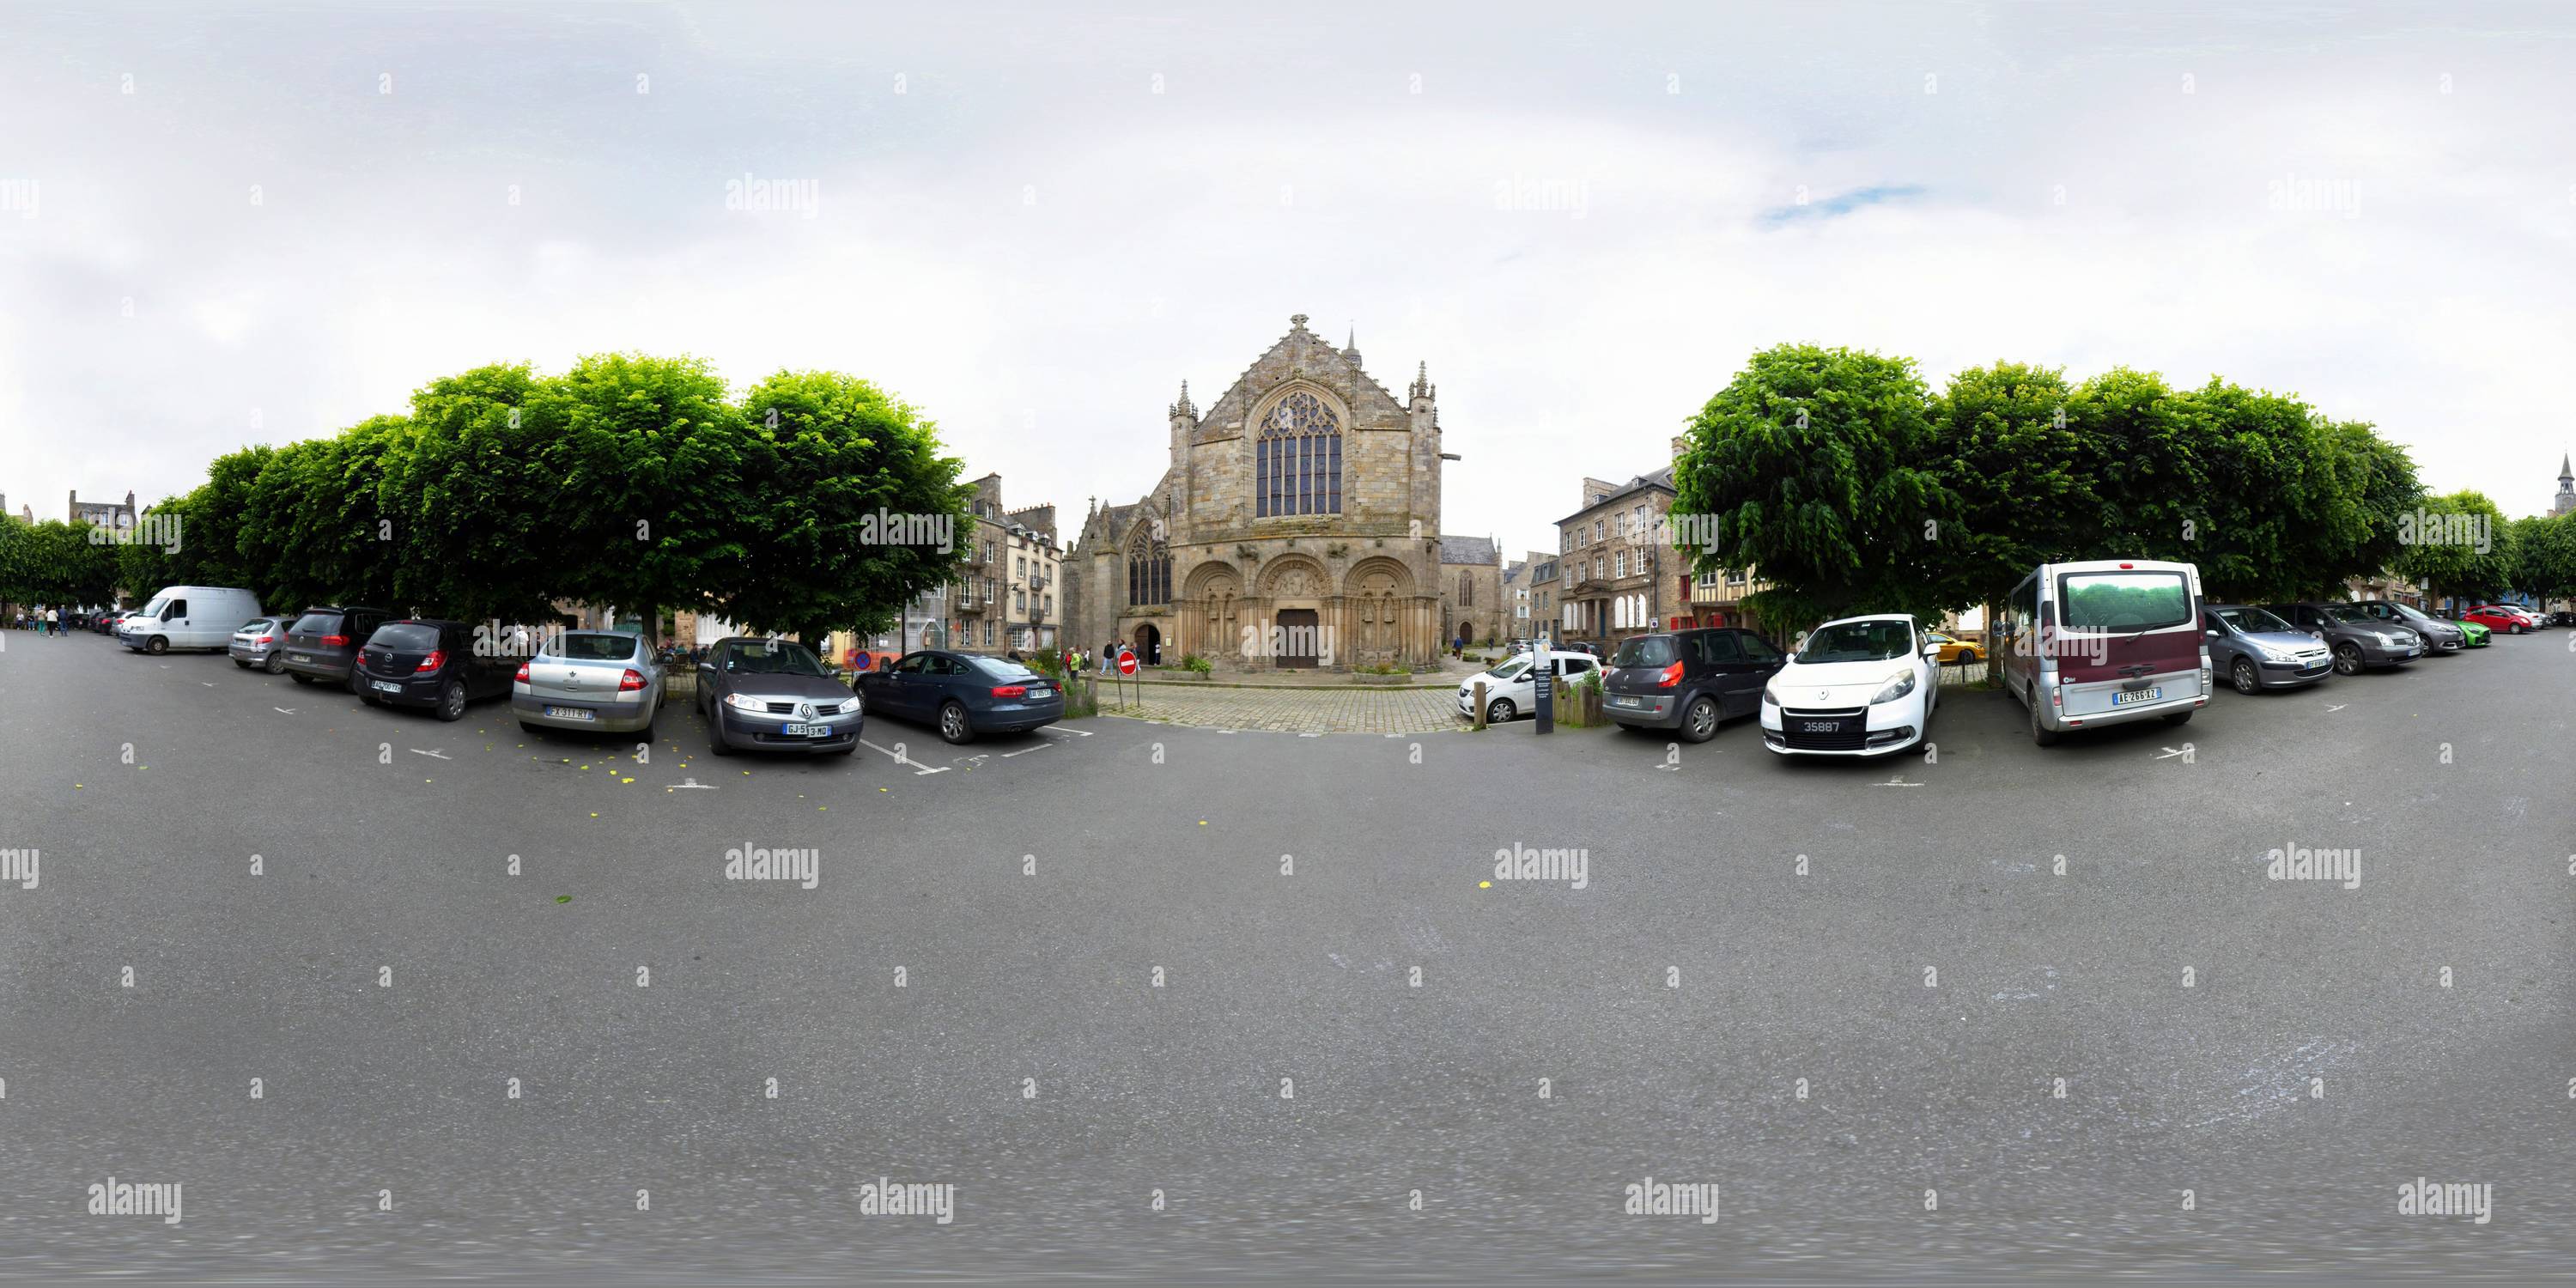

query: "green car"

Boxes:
[2459, 620, 2491, 647]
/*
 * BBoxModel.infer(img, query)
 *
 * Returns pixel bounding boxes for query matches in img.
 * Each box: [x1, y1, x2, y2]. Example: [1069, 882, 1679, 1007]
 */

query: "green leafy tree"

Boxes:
[384, 363, 581, 623]
[719, 370, 972, 642]
[1920, 361, 2099, 611]
[1671, 343, 1950, 631]
[2396, 489, 2512, 602]
[550, 353, 751, 643]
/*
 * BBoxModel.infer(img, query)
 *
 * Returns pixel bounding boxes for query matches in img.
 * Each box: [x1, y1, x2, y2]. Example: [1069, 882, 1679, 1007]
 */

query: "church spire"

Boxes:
[2561, 452, 2572, 482]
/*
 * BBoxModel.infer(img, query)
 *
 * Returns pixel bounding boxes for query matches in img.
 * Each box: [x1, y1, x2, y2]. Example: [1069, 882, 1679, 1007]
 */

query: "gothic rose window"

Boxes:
[1255, 391, 1342, 518]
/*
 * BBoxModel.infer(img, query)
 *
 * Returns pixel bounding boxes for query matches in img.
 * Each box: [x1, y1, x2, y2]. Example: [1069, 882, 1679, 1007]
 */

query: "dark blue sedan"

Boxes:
[854, 650, 1066, 744]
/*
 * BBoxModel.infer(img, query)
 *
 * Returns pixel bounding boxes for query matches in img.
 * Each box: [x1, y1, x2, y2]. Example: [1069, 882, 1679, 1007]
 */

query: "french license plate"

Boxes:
[1800, 719, 1844, 733]
[1028, 687, 1053, 699]
[291, 653, 312, 664]
[1608, 695, 1643, 708]
[783, 723, 834, 737]
[372, 680, 402, 694]
[2111, 687, 2162, 706]
[544, 706, 594, 721]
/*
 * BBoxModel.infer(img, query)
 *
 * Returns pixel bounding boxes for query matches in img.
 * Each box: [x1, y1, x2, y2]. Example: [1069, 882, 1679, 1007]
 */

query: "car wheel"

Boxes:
[234, 658, 252, 669]
[264, 651, 287, 675]
[433, 682, 467, 721]
[2163, 710, 2193, 726]
[1681, 696, 1720, 744]
[2232, 658, 2258, 695]
[2331, 642, 2363, 676]
[1486, 696, 1516, 724]
[939, 701, 975, 744]
[2028, 685, 2059, 746]
[145, 635, 167, 654]
[289, 672, 313, 684]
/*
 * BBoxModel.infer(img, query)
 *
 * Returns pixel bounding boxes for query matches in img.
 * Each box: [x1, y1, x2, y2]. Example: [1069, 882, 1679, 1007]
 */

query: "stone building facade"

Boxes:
[1064, 314, 1467, 671]
[1555, 465, 1680, 653]
[949, 473, 1060, 655]
[1439, 535, 1503, 648]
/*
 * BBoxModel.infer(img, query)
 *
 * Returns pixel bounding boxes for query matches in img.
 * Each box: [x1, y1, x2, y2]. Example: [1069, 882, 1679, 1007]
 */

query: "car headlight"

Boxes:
[1761, 685, 1781, 708]
[837, 697, 861, 714]
[1871, 669, 1917, 705]
[721, 692, 766, 711]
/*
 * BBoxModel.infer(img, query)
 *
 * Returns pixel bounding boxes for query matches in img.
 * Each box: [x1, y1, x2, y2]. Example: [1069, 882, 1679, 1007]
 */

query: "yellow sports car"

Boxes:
[1923, 631, 1984, 665]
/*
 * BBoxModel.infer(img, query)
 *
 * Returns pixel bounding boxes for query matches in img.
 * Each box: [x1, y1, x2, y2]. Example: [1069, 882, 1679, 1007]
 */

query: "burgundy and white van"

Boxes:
[1996, 558, 2209, 745]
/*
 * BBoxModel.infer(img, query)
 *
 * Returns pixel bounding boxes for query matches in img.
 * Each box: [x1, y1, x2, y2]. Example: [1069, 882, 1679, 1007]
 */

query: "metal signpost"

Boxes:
[1118, 647, 1139, 708]
[1533, 632, 1553, 734]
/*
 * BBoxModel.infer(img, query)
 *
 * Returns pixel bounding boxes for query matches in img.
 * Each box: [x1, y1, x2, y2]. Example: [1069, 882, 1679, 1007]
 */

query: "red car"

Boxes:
[2459, 605, 2537, 635]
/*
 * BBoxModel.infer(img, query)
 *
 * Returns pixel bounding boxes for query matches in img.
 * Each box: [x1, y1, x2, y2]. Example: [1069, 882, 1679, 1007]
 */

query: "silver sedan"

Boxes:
[228, 617, 291, 674]
[510, 630, 664, 734]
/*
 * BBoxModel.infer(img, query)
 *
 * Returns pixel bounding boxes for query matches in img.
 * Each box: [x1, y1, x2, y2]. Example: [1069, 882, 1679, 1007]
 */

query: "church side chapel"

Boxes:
[1062, 314, 1486, 671]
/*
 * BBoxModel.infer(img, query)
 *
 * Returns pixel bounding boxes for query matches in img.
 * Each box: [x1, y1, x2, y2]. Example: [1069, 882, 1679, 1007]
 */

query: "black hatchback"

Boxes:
[282, 605, 393, 690]
[1601, 628, 1788, 742]
[355, 618, 515, 720]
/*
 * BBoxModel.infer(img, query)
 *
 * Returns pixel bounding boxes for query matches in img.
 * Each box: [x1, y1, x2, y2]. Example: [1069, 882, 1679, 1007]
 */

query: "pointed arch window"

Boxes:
[1127, 534, 1170, 607]
[1255, 391, 1342, 517]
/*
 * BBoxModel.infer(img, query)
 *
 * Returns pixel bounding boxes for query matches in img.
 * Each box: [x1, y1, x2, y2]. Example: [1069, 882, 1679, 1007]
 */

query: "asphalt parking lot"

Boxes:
[2, 628, 2573, 1283]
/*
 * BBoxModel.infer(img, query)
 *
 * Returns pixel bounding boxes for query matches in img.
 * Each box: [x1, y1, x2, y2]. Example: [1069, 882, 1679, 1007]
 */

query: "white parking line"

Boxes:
[2325, 703, 2348, 712]
[274, 708, 296, 715]
[2154, 746, 2190, 760]
[410, 749, 451, 760]
[1036, 726, 1094, 738]
[999, 742, 1052, 758]
[860, 738, 950, 775]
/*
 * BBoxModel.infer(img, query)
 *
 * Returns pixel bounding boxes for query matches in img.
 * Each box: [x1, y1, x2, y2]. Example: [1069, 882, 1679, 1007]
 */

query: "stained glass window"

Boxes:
[1255, 391, 1342, 517]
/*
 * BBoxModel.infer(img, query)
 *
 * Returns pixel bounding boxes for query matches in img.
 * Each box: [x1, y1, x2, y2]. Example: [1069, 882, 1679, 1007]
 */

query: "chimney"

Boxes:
[125, 489, 136, 509]
[1670, 435, 1689, 460]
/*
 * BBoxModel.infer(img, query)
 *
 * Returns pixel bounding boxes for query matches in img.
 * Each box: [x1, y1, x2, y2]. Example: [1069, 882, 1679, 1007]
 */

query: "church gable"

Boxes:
[1193, 314, 1411, 444]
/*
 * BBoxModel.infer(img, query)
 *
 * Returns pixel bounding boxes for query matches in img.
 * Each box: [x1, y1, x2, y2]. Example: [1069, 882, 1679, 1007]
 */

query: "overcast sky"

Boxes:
[4, 1, 2573, 558]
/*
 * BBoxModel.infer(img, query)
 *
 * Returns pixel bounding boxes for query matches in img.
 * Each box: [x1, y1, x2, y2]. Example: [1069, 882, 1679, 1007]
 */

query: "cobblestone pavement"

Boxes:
[1098, 679, 1467, 732]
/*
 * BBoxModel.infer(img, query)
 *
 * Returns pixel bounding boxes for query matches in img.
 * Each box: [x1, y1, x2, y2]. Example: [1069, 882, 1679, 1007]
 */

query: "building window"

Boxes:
[1615, 550, 1627, 578]
[1593, 519, 1604, 542]
[1255, 391, 1342, 517]
[1458, 571, 1472, 606]
[1127, 538, 1171, 607]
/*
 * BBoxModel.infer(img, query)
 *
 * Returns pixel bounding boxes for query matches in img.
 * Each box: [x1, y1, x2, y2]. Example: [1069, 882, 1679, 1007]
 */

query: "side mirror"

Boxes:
[2204, 629, 2221, 638]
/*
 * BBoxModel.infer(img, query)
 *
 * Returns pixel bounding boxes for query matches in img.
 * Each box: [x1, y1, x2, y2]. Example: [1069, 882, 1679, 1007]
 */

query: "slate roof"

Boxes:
[1439, 535, 1501, 565]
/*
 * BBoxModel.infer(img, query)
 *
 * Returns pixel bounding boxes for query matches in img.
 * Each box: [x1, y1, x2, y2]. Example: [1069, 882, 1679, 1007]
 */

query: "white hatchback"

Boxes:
[1759, 614, 1939, 756]
[1456, 650, 1600, 723]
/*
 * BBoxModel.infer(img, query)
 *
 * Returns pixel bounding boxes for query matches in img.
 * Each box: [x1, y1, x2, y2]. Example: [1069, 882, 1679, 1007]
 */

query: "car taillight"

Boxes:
[514, 661, 531, 684]
[619, 668, 646, 691]
[322, 634, 350, 647]
[258, 635, 275, 644]
[416, 649, 444, 673]
[991, 684, 1028, 699]
[1656, 660, 1684, 688]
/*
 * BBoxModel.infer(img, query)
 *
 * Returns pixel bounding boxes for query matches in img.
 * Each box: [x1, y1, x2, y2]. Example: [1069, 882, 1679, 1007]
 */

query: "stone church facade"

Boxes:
[1064, 314, 1469, 671]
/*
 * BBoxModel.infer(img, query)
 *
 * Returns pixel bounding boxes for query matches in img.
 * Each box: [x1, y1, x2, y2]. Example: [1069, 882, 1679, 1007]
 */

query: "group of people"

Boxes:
[10, 606, 68, 634]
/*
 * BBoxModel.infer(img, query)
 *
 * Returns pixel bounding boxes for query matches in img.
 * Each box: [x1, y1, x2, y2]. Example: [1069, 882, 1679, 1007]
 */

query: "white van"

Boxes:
[119, 586, 266, 654]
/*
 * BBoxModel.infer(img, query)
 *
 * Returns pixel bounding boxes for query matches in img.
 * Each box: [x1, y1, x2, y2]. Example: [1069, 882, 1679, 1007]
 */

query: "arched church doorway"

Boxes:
[1133, 623, 1162, 665]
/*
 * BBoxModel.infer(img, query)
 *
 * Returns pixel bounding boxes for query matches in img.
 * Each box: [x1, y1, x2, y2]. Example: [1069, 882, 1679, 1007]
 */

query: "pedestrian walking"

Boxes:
[46, 606, 60, 635]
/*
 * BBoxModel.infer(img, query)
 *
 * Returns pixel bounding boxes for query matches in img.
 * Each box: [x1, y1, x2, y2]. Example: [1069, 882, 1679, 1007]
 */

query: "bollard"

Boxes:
[1473, 679, 1487, 730]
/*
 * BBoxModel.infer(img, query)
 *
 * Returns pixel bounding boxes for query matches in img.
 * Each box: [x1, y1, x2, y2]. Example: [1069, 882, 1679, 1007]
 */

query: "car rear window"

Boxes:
[556, 633, 637, 661]
[292, 611, 343, 635]
[2058, 571, 2192, 631]
[968, 655, 1038, 680]
[370, 623, 439, 650]
[1613, 635, 1679, 667]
